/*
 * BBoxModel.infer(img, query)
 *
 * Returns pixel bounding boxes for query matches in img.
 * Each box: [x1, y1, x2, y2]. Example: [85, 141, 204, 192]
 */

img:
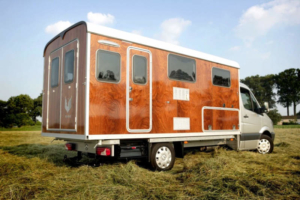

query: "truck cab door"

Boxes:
[240, 87, 262, 149]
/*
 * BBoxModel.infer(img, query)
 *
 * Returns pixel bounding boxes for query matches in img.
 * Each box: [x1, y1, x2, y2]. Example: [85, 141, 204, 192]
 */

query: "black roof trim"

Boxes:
[43, 21, 87, 57]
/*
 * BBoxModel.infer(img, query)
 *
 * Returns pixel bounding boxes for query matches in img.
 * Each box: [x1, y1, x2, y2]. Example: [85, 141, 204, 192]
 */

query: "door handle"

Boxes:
[129, 98, 133, 101]
[244, 115, 249, 118]
[129, 87, 132, 92]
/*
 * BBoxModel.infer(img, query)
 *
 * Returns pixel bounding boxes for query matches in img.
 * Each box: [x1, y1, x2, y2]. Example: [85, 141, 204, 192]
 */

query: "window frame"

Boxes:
[132, 54, 148, 85]
[64, 49, 75, 84]
[241, 87, 261, 113]
[212, 67, 231, 88]
[95, 49, 121, 84]
[167, 53, 196, 83]
[50, 56, 60, 88]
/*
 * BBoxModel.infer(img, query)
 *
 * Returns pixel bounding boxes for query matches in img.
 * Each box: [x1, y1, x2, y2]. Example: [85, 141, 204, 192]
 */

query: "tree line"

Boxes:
[0, 94, 42, 128]
[241, 68, 300, 124]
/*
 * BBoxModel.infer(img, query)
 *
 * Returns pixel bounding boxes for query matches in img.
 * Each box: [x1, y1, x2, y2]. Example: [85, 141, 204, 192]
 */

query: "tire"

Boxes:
[150, 143, 175, 171]
[257, 135, 274, 154]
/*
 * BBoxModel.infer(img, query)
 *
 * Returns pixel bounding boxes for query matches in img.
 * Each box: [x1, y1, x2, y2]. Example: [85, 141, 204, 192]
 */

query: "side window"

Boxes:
[212, 68, 231, 87]
[250, 92, 260, 112]
[51, 57, 59, 88]
[64, 50, 74, 84]
[96, 50, 121, 83]
[168, 54, 196, 82]
[133, 55, 147, 84]
[240, 88, 253, 110]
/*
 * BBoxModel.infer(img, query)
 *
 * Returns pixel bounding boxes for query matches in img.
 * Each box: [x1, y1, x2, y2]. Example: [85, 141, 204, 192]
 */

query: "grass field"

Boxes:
[0, 125, 41, 132]
[0, 129, 299, 199]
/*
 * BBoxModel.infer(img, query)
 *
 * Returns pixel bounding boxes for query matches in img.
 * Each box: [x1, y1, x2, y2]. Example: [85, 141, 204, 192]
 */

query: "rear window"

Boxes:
[212, 67, 231, 87]
[96, 50, 121, 83]
[168, 54, 196, 82]
[64, 50, 75, 84]
[51, 57, 59, 88]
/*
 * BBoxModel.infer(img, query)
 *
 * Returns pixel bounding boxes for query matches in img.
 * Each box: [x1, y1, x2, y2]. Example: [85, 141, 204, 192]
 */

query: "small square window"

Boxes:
[64, 50, 74, 84]
[96, 50, 121, 83]
[168, 54, 196, 82]
[212, 68, 231, 87]
[133, 55, 147, 84]
[51, 57, 59, 88]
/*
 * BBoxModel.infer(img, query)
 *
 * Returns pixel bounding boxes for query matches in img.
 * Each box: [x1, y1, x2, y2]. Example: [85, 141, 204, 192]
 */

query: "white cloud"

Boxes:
[132, 30, 142, 35]
[45, 21, 72, 35]
[229, 46, 241, 51]
[87, 12, 115, 25]
[157, 18, 191, 45]
[235, 0, 300, 46]
[261, 52, 271, 59]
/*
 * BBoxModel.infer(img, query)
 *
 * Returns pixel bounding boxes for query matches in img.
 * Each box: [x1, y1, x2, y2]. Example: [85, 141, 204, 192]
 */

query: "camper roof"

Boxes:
[44, 21, 240, 69]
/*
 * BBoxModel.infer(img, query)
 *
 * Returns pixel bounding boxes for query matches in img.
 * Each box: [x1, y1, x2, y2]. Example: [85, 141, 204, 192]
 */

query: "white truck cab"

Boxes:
[239, 83, 275, 153]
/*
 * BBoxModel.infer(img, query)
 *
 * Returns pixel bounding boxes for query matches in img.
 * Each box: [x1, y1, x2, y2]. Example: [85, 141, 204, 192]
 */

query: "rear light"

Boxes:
[96, 147, 111, 156]
[65, 143, 76, 151]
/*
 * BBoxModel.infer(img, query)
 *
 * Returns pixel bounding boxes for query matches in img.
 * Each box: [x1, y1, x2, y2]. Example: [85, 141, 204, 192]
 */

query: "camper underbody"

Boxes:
[42, 21, 275, 170]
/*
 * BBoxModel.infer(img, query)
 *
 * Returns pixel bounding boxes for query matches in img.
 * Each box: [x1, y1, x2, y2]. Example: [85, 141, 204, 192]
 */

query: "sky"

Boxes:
[0, 0, 299, 115]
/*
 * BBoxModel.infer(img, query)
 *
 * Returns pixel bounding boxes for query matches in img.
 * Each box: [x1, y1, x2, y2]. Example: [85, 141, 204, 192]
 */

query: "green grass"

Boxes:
[0, 129, 299, 199]
[0, 125, 41, 132]
[274, 125, 300, 128]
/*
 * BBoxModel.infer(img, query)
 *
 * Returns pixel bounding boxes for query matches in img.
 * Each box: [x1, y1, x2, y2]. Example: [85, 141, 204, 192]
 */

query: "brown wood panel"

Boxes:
[128, 49, 150, 130]
[61, 40, 77, 130]
[48, 49, 61, 129]
[88, 34, 240, 135]
[203, 109, 239, 130]
[43, 24, 86, 135]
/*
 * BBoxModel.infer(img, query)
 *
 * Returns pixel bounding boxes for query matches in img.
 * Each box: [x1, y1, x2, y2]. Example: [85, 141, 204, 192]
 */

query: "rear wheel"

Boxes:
[257, 135, 273, 154]
[150, 143, 175, 171]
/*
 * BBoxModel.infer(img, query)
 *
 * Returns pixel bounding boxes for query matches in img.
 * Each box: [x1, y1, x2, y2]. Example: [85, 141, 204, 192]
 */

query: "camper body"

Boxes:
[42, 21, 274, 170]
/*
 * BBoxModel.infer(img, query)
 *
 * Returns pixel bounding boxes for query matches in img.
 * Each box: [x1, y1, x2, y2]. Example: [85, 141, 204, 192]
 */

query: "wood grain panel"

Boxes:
[61, 40, 77, 130]
[88, 34, 240, 135]
[203, 109, 239, 130]
[43, 23, 86, 135]
[48, 49, 61, 129]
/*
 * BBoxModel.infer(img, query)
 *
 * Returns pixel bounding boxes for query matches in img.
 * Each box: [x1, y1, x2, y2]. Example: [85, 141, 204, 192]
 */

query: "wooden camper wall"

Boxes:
[42, 23, 87, 135]
[89, 34, 240, 135]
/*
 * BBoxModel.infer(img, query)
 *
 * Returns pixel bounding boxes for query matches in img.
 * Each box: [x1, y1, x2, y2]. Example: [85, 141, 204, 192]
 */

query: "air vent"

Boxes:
[98, 40, 120, 47]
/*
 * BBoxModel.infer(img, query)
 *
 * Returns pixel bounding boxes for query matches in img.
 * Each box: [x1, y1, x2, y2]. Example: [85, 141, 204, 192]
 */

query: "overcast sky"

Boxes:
[0, 0, 299, 115]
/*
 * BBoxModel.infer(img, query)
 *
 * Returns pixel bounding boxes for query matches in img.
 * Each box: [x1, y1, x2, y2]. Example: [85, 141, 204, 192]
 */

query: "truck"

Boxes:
[42, 21, 275, 170]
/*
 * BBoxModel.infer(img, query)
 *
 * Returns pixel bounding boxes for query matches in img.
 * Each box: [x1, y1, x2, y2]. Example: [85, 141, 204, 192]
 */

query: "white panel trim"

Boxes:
[202, 106, 240, 132]
[173, 117, 190, 130]
[88, 131, 240, 140]
[42, 132, 86, 140]
[86, 23, 239, 69]
[126, 46, 152, 133]
[85, 33, 91, 138]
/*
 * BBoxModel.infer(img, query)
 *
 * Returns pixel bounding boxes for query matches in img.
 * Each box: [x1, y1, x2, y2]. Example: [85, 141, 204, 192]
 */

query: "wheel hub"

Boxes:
[257, 139, 271, 154]
[155, 146, 172, 169]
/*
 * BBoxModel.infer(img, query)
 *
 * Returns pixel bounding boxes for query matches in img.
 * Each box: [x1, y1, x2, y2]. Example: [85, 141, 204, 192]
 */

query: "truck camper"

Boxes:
[42, 21, 275, 170]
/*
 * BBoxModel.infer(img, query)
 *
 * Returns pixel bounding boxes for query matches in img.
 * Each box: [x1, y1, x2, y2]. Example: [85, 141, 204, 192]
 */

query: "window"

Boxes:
[240, 87, 261, 112]
[96, 50, 121, 83]
[241, 88, 252, 110]
[133, 55, 147, 84]
[64, 50, 74, 84]
[51, 57, 59, 88]
[168, 54, 196, 82]
[212, 68, 231, 87]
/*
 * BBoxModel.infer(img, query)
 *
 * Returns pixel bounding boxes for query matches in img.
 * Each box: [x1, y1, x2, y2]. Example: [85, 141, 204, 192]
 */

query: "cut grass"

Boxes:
[274, 125, 300, 128]
[0, 129, 299, 199]
[0, 125, 41, 132]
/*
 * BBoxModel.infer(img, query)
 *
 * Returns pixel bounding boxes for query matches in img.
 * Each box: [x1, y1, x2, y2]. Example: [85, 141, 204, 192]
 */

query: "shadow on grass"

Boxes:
[0, 143, 153, 169]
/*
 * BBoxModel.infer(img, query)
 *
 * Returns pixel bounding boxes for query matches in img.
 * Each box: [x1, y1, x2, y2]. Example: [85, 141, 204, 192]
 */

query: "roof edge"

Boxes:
[43, 21, 87, 57]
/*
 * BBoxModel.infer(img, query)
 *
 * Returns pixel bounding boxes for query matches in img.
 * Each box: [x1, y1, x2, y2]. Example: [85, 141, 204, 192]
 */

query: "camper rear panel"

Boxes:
[42, 23, 87, 135]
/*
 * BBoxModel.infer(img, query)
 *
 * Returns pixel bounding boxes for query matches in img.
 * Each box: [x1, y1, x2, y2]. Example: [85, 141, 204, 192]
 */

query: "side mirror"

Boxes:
[264, 102, 269, 112]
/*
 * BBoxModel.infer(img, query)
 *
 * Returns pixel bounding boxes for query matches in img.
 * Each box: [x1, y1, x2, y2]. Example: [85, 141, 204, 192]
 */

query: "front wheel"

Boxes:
[150, 143, 175, 171]
[257, 135, 274, 154]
